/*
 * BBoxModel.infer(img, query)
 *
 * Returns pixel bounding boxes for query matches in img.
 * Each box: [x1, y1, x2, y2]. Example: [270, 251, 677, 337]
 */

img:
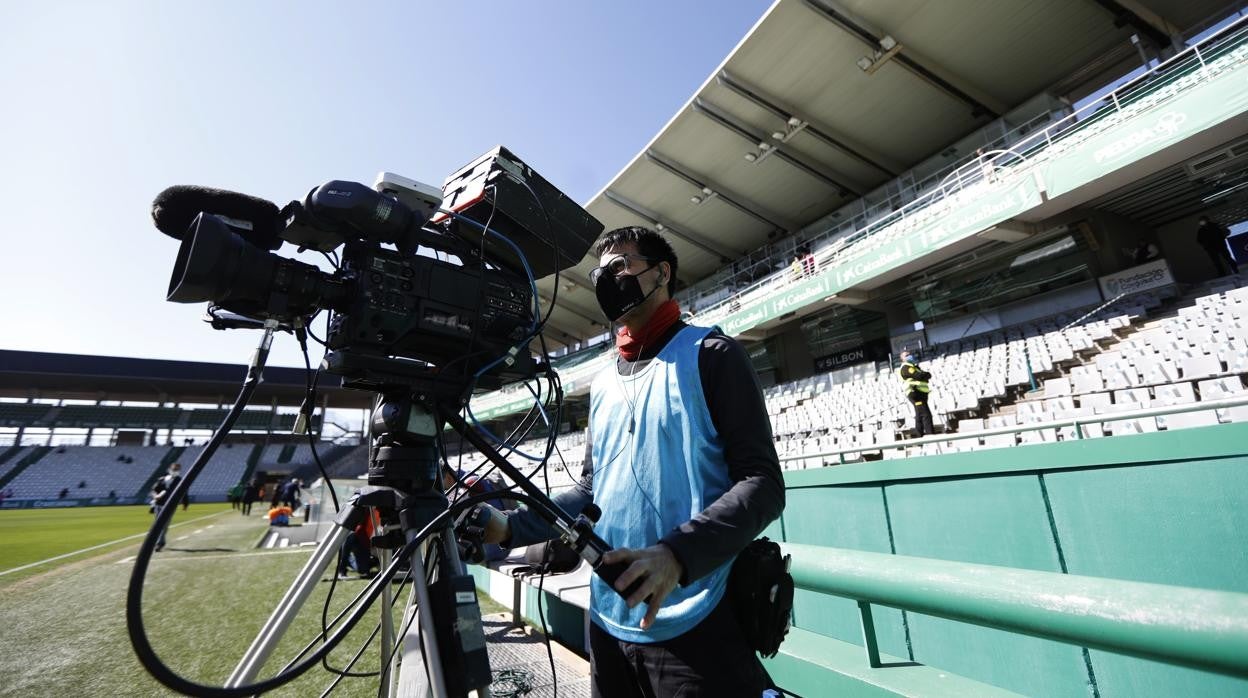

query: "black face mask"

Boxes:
[595, 264, 661, 322]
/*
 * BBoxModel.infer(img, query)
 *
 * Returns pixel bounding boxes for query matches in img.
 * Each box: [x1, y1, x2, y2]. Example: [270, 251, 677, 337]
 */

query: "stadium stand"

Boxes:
[322, 443, 369, 478]
[0, 402, 53, 427]
[0, 446, 36, 483]
[180, 443, 258, 502]
[4, 445, 170, 499]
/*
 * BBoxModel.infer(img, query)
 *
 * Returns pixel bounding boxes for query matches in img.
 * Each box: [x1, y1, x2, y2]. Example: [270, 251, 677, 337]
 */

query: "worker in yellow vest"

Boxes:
[899, 350, 934, 437]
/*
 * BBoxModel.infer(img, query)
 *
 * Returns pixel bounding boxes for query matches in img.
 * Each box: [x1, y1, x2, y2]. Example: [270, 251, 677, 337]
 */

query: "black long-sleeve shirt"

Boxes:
[506, 320, 785, 585]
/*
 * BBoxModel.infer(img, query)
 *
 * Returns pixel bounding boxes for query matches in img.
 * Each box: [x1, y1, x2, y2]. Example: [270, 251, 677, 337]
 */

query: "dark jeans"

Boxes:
[153, 504, 170, 549]
[911, 393, 934, 436]
[1205, 245, 1240, 276]
[588, 595, 772, 698]
[338, 536, 371, 576]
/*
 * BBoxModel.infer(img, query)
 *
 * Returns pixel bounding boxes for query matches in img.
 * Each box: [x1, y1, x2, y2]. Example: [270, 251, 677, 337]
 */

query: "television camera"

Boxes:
[153, 145, 601, 390]
[127, 147, 643, 697]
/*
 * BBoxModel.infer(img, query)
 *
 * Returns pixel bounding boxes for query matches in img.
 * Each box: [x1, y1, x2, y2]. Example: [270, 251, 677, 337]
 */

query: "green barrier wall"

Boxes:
[779, 422, 1248, 696]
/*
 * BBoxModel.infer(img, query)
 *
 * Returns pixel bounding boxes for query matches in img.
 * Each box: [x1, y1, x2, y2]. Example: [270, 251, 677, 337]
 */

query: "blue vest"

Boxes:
[588, 325, 733, 643]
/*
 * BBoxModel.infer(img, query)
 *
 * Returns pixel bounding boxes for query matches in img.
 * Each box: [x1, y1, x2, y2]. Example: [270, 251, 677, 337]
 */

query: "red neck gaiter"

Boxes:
[615, 300, 681, 361]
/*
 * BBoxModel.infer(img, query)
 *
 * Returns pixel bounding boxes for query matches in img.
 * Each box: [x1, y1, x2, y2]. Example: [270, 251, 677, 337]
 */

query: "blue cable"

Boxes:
[464, 398, 546, 461]
[437, 208, 540, 333]
[438, 207, 553, 456]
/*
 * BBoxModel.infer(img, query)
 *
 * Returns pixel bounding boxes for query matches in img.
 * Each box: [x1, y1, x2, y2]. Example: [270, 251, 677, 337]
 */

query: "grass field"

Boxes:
[0, 503, 232, 581]
[0, 500, 512, 697]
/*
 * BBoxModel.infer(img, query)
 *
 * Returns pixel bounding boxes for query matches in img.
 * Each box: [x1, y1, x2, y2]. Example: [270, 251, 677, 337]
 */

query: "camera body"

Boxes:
[325, 242, 535, 379]
[160, 146, 602, 388]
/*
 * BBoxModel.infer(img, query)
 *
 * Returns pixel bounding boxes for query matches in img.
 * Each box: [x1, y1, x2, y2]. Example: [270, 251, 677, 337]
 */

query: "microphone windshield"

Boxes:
[152, 185, 283, 250]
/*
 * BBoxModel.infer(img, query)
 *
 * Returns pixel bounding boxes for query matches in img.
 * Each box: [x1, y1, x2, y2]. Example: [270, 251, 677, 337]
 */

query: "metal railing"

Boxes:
[782, 543, 1248, 678]
[780, 394, 1248, 465]
[688, 15, 1248, 328]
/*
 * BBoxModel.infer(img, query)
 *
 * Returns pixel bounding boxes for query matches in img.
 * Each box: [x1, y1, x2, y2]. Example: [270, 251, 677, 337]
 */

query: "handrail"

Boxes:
[781, 543, 1248, 678]
[688, 15, 1248, 326]
[781, 394, 1248, 463]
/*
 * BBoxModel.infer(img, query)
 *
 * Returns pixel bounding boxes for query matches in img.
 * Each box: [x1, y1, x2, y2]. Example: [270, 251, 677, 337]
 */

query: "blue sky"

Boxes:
[0, 1, 771, 370]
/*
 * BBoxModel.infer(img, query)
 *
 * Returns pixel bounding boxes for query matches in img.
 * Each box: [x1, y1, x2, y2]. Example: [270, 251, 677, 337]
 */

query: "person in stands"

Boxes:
[1196, 216, 1239, 276]
[898, 350, 935, 437]
[1126, 238, 1160, 265]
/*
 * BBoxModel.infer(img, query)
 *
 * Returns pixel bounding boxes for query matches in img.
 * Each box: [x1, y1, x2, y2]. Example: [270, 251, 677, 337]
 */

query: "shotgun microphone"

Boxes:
[152, 185, 284, 250]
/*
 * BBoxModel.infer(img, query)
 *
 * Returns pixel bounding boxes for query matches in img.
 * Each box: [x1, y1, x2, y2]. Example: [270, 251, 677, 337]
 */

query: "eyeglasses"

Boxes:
[589, 254, 657, 285]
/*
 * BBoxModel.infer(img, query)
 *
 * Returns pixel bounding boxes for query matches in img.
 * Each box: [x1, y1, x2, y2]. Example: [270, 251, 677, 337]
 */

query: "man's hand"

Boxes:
[474, 504, 510, 545]
[600, 543, 683, 630]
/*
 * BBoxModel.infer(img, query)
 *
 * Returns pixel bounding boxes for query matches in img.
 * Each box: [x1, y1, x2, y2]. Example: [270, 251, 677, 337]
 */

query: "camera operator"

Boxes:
[473, 227, 785, 697]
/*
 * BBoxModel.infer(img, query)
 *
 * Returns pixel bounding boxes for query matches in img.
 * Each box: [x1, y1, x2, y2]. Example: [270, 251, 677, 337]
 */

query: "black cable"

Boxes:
[318, 615, 382, 693]
[297, 331, 340, 513]
[320, 249, 340, 270]
[314, 514, 384, 681]
[514, 177, 561, 339]
[535, 541, 558, 697]
[129, 451, 510, 698]
[428, 190, 504, 390]
[490, 669, 536, 697]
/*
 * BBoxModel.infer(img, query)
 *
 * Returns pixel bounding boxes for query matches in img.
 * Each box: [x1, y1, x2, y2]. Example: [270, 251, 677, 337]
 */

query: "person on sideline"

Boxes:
[149, 462, 183, 551]
[474, 226, 784, 697]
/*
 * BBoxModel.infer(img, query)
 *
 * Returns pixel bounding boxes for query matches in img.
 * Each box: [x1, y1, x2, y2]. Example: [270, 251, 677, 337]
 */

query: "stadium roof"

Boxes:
[0, 349, 373, 409]
[535, 0, 1235, 343]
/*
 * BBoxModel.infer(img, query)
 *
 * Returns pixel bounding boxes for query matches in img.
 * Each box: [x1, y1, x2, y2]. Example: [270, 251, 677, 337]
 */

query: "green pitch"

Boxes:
[0, 503, 398, 696]
[0, 487, 519, 696]
[0, 503, 232, 576]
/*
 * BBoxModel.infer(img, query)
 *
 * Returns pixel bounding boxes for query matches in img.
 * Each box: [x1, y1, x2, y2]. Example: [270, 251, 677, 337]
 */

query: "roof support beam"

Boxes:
[691, 98, 860, 197]
[546, 272, 595, 294]
[716, 70, 900, 177]
[643, 149, 794, 232]
[533, 314, 585, 341]
[1085, 0, 1175, 51]
[800, 0, 1000, 118]
[603, 190, 739, 263]
[538, 292, 604, 328]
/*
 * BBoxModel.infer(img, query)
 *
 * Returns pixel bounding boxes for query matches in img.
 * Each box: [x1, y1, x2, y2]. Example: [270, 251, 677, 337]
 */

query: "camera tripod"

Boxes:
[127, 329, 626, 697]
[226, 392, 498, 697]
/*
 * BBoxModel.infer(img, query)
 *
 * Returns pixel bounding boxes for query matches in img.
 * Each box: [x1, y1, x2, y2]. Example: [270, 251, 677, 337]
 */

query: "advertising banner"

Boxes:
[1098, 259, 1176, 298]
[1043, 45, 1248, 198]
[0, 496, 142, 509]
[814, 339, 890, 372]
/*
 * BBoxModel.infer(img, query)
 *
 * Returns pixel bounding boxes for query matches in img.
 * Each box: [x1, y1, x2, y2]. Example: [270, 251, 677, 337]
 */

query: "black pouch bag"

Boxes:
[728, 537, 794, 658]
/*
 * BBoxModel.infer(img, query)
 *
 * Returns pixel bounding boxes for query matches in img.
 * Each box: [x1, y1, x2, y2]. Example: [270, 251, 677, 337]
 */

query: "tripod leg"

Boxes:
[226, 523, 351, 687]
[379, 547, 397, 697]
[397, 536, 449, 698]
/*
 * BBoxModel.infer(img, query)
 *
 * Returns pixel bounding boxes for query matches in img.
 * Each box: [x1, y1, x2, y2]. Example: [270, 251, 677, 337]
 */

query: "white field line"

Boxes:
[144, 548, 312, 563]
[0, 511, 230, 577]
